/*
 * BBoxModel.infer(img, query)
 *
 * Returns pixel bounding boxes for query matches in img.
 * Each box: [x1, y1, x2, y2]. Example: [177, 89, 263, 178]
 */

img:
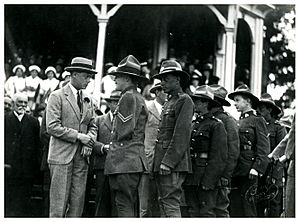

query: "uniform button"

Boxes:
[157, 129, 160, 132]
[110, 142, 113, 145]
[192, 139, 195, 142]
[199, 133, 202, 135]
[111, 130, 114, 134]
[193, 130, 196, 132]
[156, 139, 159, 143]
[120, 143, 123, 146]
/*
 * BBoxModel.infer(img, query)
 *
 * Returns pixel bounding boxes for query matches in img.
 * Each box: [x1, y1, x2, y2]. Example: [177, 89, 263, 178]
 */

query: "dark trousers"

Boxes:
[5, 177, 33, 217]
[214, 185, 231, 217]
[42, 170, 51, 217]
[138, 173, 160, 217]
[184, 185, 218, 217]
[229, 176, 258, 217]
[95, 170, 116, 217]
[109, 173, 141, 217]
[155, 172, 186, 217]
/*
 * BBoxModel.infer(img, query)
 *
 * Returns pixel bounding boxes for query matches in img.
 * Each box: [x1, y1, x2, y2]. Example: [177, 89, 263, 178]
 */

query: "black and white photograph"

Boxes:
[2, 1, 296, 218]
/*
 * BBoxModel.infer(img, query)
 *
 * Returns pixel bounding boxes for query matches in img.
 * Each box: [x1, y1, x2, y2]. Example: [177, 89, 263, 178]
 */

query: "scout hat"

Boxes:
[65, 57, 97, 74]
[104, 90, 121, 102]
[111, 55, 148, 80]
[12, 64, 26, 74]
[258, 93, 282, 116]
[210, 84, 231, 106]
[190, 85, 219, 106]
[152, 60, 190, 86]
[228, 84, 259, 107]
[28, 65, 41, 73]
[150, 79, 163, 94]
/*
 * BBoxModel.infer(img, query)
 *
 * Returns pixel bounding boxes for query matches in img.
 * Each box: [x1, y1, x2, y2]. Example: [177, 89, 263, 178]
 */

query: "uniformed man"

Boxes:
[228, 84, 270, 217]
[256, 93, 287, 217]
[104, 55, 149, 217]
[152, 60, 194, 217]
[209, 84, 240, 217]
[183, 85, 228, 217]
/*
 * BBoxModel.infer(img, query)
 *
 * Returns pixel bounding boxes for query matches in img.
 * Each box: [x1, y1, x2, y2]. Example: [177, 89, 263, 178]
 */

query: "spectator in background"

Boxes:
[59, 71, 71, 88]
[41, 66, 60, 102]
[186, 69, 202, 95]
[92, 90, 121, 217]
[4, 95, 13, 114]
[5, 92, 40, 217]
[26, 65, 43, 110]
[138, 80, 166, 217]
[5, 64, 27, 99]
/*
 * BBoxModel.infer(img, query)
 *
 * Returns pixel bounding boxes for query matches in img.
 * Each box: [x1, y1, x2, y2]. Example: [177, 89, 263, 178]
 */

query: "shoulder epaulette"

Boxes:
[211, 116, 222, 122]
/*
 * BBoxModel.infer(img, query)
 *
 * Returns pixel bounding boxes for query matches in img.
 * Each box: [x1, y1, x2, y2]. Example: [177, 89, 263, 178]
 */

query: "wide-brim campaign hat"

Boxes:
[29, 65, 41, 73]
[190, 85, 220, 106]
[12, 64, 26, 73]
[111, 55, 148, 80]
[228, 84, 259, 107]
[210, 84, 231, 106]
[65, 57, 97, 74]
[152, 60, 190, 85]
[150, 79, 163, 93]
[258, 93, 282, 116]
[104, 90, 122, 102]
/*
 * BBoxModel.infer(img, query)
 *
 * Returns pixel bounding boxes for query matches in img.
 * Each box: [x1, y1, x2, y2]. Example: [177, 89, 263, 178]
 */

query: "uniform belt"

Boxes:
[241, 145, 252, 151]
[193, 152, 208, 159]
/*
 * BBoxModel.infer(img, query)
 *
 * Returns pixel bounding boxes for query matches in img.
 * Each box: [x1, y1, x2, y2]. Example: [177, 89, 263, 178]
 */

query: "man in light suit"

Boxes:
[46, 57, 97, 217]
[138, 80, 167, 217]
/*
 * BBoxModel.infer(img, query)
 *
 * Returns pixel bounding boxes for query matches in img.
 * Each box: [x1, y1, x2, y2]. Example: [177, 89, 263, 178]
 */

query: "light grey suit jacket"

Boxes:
[46, 84, 97, 164]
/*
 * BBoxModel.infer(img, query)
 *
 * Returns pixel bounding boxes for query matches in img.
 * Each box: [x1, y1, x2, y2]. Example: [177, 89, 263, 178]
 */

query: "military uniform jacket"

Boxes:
[153, 89, 194, 173]
[211, 108, 240, 179]
[233, 110, 270, 177]
[104, 86, 149, 175]
[184, 112, 228, 189]
[266, 119, 287, 181]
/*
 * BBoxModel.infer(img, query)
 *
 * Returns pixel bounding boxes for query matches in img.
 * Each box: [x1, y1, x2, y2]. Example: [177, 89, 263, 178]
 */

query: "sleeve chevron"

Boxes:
[117, 112, 133, 123]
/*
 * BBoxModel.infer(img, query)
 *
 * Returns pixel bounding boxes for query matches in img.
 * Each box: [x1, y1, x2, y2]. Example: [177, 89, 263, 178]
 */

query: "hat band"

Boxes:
[71, 63, 94, 69]
[116, 66, 140, 75]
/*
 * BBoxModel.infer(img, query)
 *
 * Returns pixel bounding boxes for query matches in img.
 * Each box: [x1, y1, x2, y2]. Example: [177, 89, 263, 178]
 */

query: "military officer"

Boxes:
[228, 84, 270, 217]
[104, 55, 149, 217]
[256, 93, 287, 217]
[183, 85, 228, 217]
[209, 84, 240, 217]
[152, 60, 194, 217]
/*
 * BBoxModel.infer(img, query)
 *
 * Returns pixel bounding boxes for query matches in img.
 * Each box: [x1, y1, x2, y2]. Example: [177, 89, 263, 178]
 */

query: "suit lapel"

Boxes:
[64, 85, 81, 121]
[148, 101, 160, 120]
[80, 92, 90, 123]
[104, 113, 112, 130]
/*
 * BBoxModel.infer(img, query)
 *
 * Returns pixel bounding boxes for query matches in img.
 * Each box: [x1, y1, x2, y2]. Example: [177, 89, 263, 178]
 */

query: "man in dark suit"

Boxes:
[5, 92, 41, 217]
[92, 90, 121, 217]
[104, 55, 149, 217]
[46, 57, 97, 217]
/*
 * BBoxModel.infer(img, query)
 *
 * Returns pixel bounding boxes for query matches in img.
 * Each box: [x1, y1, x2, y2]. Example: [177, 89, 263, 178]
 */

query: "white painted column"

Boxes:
[93, 19, 108, 105]
[250, 17, 264, 97]
[223, 27, 236, 93]
[215, 32, 226, 85]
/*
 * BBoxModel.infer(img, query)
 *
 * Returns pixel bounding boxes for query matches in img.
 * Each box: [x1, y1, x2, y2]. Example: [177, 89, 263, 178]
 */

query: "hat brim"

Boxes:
[65, 66, 97, 74]
[152, 70, 190, 87]
[112, 71, 148, 80]
[150, 85, 162, 94]
[191, 94, 220, 105]
[105, 98, 120, 102]
[215, 96, 231, 106]
[258, 100, 282, 115]
[228, 91, 259, 106]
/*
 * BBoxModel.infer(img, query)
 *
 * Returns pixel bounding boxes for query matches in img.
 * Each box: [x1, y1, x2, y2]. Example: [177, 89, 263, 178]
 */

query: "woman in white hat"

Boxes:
[25, 65, 43, 109]
[41, 66, 60, 98]
[5, 64, 27, 99]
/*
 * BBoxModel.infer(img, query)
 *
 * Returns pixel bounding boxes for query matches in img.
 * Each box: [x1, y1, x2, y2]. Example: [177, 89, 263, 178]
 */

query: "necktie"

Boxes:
[77, 90, 82, 112]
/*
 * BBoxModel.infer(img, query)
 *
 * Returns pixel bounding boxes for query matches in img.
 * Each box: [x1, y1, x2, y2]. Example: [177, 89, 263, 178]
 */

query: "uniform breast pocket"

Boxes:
[239, 128, 255, 146]
[161, 108, 175, 128]
[192, 131, 210, 152]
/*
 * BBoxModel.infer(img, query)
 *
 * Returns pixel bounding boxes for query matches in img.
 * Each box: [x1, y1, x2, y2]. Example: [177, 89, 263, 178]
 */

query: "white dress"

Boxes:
[5, 76, 26, 98]
[25, 75, 43, 99]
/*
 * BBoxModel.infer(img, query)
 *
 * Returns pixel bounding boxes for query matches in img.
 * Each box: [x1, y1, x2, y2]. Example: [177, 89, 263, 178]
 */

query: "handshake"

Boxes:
[77, 133, 95, 158]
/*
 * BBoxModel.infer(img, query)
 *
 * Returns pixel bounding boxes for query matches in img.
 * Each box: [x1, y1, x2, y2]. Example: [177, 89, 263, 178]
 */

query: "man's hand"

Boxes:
[249, 168, 258, 180]
[81, 145, 93, 157]
[77, 133, 95, 147]
[159, 163, 171, 175]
